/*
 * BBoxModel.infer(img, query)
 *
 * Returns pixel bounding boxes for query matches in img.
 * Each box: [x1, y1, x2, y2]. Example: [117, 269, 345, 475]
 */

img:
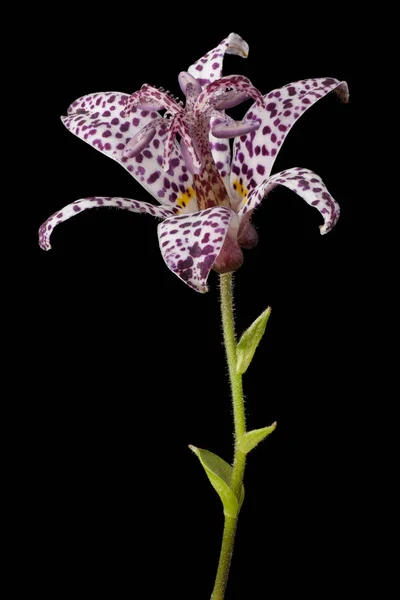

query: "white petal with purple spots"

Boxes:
[238, 167, 340, 235]
[39, 197, 176, 251]
[62, 92, 198, 213]
[231, 78, 349, 192]
[158, 207, 234, 292]
[188, 33, 248, 86]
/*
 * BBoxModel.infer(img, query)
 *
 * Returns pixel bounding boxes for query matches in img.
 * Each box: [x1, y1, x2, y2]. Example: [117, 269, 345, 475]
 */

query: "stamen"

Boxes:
[216, 90, 249, 110]
[212, 119, 260, 139]
[122, 125, 157, 158]
[125, 84, 181, 116]
[136, 100, 165, 110]
[195, 75, 265, 116]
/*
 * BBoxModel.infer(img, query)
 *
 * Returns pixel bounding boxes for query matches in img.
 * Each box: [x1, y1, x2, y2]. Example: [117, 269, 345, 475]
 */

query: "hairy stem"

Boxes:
[210, 273, 247, 600]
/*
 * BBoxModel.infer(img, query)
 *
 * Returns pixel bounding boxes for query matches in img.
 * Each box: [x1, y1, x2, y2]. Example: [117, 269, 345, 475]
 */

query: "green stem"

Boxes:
[211, 273, 247, 600]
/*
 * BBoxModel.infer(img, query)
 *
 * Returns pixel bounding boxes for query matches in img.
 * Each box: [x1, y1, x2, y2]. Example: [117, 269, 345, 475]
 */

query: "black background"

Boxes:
[19, 7, 371, 599]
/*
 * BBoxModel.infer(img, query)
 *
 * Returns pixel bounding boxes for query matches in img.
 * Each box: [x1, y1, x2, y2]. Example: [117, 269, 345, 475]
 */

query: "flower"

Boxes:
[39, 33, 348, 293]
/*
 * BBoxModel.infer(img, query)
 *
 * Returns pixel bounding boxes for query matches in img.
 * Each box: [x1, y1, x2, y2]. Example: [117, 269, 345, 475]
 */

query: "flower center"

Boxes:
[124, 72, 265, 210]
[188, 113, 231, 210]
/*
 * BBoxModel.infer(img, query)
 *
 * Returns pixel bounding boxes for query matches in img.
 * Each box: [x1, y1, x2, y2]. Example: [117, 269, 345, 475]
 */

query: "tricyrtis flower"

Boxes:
[39, 32, 348, 292]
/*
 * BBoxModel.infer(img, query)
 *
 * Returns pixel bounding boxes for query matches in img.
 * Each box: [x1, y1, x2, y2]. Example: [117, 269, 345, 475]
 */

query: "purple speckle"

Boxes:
[232, 164, 240, 175]
[199, 254, 216, 279]
[256, 165, 265, 175]
[147, 171, 161, 184]
[178, 256, 194, 269]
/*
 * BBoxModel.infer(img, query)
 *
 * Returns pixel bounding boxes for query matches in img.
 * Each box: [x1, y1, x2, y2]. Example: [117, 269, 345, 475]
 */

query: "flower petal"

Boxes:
[231, 78, 349, 192]
[238, 167, 340, 235]
[62, 92, 198, 212]
[157, 207, 234, 292]
[39, 197, 176, 251]
[188, 33, 249, 86]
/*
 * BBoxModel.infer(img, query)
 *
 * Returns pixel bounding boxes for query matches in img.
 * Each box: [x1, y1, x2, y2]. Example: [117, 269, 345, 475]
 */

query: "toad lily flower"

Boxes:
[39, 33, 348, 292]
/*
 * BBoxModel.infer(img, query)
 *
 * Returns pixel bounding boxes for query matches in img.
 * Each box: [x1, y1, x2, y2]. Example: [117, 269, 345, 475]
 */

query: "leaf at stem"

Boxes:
[238, 422, 277, 454]
[236, 307, 271, 374]
[189, 446, 244, 517]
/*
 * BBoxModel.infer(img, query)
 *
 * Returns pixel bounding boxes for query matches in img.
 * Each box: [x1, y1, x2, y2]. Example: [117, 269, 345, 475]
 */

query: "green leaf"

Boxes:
[238, 422, 277, 454]
[189, 446, 244, 517]
[236, 307, 271, 374]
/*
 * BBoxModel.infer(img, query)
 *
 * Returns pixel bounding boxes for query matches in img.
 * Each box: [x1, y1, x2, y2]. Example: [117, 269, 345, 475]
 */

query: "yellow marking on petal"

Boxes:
[233, 179, 249, 199]
[177, 187, 196, 209]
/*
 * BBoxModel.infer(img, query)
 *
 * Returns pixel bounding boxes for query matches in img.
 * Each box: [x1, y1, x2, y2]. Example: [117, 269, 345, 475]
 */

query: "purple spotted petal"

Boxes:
[158, 206, 234, 292]
[231, 78, 349, 192]
[239, 167, 340, 234]
[39, 197, 176, 251]
[188, 33, 248, 86]
[62, 92, 198, 212]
